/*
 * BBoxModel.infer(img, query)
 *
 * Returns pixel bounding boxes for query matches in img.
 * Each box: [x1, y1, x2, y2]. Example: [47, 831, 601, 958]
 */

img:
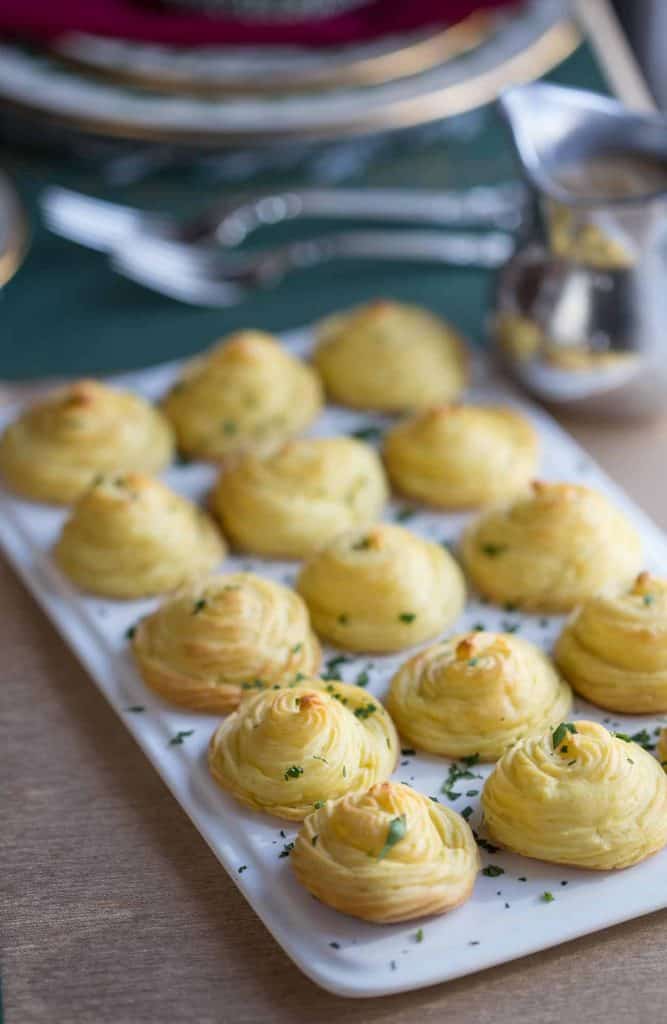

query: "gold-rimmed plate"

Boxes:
[0, 0, 579, 146]
[51, 14, 492, 95]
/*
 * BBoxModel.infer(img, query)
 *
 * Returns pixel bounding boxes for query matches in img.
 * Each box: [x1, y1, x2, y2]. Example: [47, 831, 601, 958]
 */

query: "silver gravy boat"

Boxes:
[493, 82, 667, 419]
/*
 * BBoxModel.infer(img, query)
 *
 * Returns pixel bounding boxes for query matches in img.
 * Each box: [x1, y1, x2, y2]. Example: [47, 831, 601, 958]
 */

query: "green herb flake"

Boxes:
[461, 806, 473, 821]
[395, 506, 416, 522]
[284, 765, 304, 781]
[482, 865, 504, 878]
[242, 679, 265, 690]
[279, 842, 294, 858]
[313, 800, 325, 809]
[630, 729, 655, 750]
[398, 612, 416, 624]
[552, 722, 577, 749]
[377, 815, 407, 861]
[472, 623, 486, 632]
[192, 598, 207, 615]
[481, 543, 507, 557]
[169, 729, 194, 746]
[291, 642, 303, 654]
[354, 703, 377, 720]
[350, 426, 382, 443]
[355, 669, 370, 688]
[126, 705, 145, 713]
[238, 865, 247, 873]
[125, 624, 137, 640]
[468, 658, 479, 667]
[351, 536, 372, 551]
[541, 891, 555, 903]
[643, 594, 655, 606]
[474, 832, 500, 854]
[322, 655, 350, 680]
[415, 928, 424, 943]
[442, 759, 481, 801]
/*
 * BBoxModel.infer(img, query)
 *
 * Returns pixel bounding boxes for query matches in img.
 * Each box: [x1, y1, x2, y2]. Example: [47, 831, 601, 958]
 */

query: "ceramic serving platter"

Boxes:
[1, 326, 666, 998]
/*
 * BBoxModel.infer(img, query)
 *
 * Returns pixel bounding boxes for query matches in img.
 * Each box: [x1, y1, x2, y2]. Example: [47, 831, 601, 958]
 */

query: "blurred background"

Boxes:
[0, 0, 659, 380]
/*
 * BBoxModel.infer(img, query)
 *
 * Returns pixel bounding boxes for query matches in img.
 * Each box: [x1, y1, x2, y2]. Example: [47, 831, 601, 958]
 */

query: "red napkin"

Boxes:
[0, 0, 517, 48]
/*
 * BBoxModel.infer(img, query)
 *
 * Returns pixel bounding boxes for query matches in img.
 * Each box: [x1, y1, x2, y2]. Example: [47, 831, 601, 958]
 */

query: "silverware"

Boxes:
[493, 82, 667, 419]
[40, 183, 525, 253]
[112, 229, 515, 307]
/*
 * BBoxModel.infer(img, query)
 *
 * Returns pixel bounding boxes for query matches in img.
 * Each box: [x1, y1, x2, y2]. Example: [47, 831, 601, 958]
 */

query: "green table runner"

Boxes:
[0, 42, 607, 381]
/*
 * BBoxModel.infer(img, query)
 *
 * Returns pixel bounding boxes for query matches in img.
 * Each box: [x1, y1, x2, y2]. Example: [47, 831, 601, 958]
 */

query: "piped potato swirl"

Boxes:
[388, 632, 571, 761]
[162, 330, 322, 461]
[0, 379, 174, 504]
[212, 437, 388, 558]
[54, 473, 225, 598]
[208, 682, 398, 820]
[383, 404, 538, 509]
[132, 573, 320, 713]
[461, 481, 642, 611]
[291, 781, 480, 923]
[555, 572, 667, 712]
[296, 523, 465, 652]
[482, 720, 667, 869]
[313, 299, 468, 412]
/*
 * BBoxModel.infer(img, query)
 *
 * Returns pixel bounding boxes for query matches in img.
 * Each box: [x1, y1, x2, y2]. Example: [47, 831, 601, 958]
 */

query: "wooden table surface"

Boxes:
[5, 412, 667, 1024]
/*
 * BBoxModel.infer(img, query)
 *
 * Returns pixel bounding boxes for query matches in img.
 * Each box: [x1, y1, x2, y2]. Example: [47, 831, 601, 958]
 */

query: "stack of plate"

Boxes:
[0, 0, 578, 147]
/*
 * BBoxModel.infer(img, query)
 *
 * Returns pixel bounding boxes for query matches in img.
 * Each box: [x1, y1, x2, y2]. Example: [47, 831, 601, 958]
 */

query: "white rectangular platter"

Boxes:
[2, 326, 667, 999]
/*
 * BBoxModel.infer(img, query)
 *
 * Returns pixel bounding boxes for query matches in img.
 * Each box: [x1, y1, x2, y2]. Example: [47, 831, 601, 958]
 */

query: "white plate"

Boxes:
[1, 327, 666, 998]
[0, 1, 577, 143]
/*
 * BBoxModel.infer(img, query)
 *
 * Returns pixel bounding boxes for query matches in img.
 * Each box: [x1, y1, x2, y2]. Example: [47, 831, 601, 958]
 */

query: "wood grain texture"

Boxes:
[3, 413, 666, 1024]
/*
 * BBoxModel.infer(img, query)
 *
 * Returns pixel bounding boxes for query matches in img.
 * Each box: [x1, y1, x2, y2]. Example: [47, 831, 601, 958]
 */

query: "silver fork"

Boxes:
[41, 183, 525, 252]
[111, 229, 515, 307]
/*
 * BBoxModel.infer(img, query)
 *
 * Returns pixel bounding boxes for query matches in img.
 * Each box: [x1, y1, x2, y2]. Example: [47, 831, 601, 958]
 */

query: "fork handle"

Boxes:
[251, 229, 514, 283]
[214, 185, 525, 244]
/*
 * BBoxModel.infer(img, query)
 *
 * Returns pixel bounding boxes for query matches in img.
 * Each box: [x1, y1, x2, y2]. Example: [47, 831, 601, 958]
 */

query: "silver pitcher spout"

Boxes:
[493, 82, 667, 419]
